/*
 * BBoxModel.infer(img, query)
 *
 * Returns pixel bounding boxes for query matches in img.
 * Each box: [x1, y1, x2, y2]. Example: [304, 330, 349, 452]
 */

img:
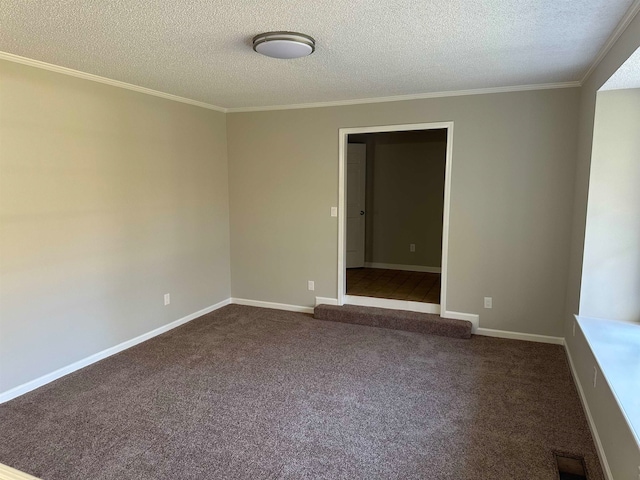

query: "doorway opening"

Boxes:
[338, 122, 454, 315]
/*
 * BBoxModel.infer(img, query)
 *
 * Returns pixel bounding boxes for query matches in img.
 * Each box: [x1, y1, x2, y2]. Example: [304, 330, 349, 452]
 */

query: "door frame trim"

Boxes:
[337, 121, 455, 314]
[345, 143, 367, 268]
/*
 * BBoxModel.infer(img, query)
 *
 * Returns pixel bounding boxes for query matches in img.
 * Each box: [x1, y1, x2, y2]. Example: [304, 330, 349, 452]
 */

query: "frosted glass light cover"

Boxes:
[253, 32, 315, 59]
[255, 40, 313, 59]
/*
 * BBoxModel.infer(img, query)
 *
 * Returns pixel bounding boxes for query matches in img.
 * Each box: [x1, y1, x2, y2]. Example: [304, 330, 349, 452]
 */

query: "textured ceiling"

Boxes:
[600, 46, 640, 90]
[0, 0, 636, 109]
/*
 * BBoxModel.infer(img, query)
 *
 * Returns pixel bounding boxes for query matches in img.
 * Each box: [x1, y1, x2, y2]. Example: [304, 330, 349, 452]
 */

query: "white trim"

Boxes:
[565, 342, 613, 480]
[338, 129, 347, 303]
[0, 298, 232, 404]
[574, 315, 640, 449]
[0, 463, 41, 480]
[315, 296, 339, 306]
[337, 122, 454, 313]
[227, 82, 580, 113]
[475, 327, 564, 345]
[442, 310, 480, 332]
[0, 51, 226, 113]
[344, 295, 441, 315]
[362, 262, 441, 273]
[319, 297, 480, 332]
[0, 51, 583, 115]
[579, 0, 640, 85]
[440, 124, 454, 314]
[340, 121, 454, 136]
[231, 298, 314, 314]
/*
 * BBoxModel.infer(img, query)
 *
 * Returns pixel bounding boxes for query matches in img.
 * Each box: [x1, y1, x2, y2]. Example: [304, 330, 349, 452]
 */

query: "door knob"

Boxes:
[360, 211, 365, 215]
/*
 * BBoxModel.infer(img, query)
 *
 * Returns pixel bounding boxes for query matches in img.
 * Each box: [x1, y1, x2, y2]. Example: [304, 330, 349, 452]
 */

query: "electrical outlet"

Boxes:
[308, 280, 315, 291]
[330, 207, 337, 217]
[593, 366, 597, 388]
[410, 244, 416, 252]
[484, 297, 492, 309]
[164, 293, 170, 306]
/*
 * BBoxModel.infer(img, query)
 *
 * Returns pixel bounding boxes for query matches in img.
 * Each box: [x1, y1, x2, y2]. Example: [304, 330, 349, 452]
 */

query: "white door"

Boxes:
[346, 143, 366, 268]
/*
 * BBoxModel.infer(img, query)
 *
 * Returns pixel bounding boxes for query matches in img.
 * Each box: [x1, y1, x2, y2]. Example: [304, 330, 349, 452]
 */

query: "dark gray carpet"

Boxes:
[314, 304, 472, 339]
[0, 305, 603, 480]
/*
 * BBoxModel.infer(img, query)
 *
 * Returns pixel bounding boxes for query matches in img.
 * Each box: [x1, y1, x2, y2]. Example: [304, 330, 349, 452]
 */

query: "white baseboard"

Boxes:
[0, 462, 40, 480]
[0, 298, 232, 404]
[442, 310, 479, 332]
[231, 298, 314, 314]
[281, 298, 562, 346]
[475, 327, 564, 345]
[363, 262, 441, 273]
[564, 343, 613, 480]
[319, 298, 478, 330]
[315, 297, 339, 306]
[343, 295, 441, 314]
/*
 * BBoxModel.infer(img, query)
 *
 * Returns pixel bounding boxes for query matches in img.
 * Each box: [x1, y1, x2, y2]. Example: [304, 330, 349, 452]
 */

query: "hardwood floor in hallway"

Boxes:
[346, 268, 440, 304]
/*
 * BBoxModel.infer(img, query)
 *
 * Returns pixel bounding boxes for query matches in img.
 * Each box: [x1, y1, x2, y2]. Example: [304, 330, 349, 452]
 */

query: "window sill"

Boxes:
[575, 315, 640, 448]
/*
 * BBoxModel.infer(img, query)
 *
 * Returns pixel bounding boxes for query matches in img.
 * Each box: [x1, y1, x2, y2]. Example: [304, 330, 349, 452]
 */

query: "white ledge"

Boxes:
[575, 315, 640, 448]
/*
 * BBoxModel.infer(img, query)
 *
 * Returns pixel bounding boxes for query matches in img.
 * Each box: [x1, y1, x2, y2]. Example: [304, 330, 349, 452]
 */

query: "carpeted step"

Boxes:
[314, 304, 472, 339]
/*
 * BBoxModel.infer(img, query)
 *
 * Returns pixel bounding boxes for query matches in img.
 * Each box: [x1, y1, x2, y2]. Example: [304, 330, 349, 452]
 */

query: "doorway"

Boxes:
[337, 122, 454, 315]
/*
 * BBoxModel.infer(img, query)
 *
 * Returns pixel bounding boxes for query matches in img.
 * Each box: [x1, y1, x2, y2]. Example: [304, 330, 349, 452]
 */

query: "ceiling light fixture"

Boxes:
[252, 31, 315, 59]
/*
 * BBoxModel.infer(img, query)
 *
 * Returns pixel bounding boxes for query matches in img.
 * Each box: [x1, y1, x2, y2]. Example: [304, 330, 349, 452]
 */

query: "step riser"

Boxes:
[314, 305, 472, 339]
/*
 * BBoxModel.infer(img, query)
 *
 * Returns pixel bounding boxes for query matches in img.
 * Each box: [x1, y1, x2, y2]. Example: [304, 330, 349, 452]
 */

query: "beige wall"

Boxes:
[228, 88, 580, 336]
[581, 88, 640, 322]
[0, 60, 231, 393]
[564, 12, 640, 479]
[352, 131, 446, 269]
[1, 21, 637, 477]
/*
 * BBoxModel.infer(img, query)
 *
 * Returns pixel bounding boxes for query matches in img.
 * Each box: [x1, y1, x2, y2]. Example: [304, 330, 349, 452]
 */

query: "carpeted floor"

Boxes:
[314, 304, 472, 339]
[0, 305, 602, 480]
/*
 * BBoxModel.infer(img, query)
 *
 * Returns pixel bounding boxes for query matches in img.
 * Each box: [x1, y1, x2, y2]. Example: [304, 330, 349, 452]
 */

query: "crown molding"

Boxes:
[1, 50, 582, 115]
[580, 0, 640, 85]
[225, 82, 581, 113]
[0, 51, 227, 113]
